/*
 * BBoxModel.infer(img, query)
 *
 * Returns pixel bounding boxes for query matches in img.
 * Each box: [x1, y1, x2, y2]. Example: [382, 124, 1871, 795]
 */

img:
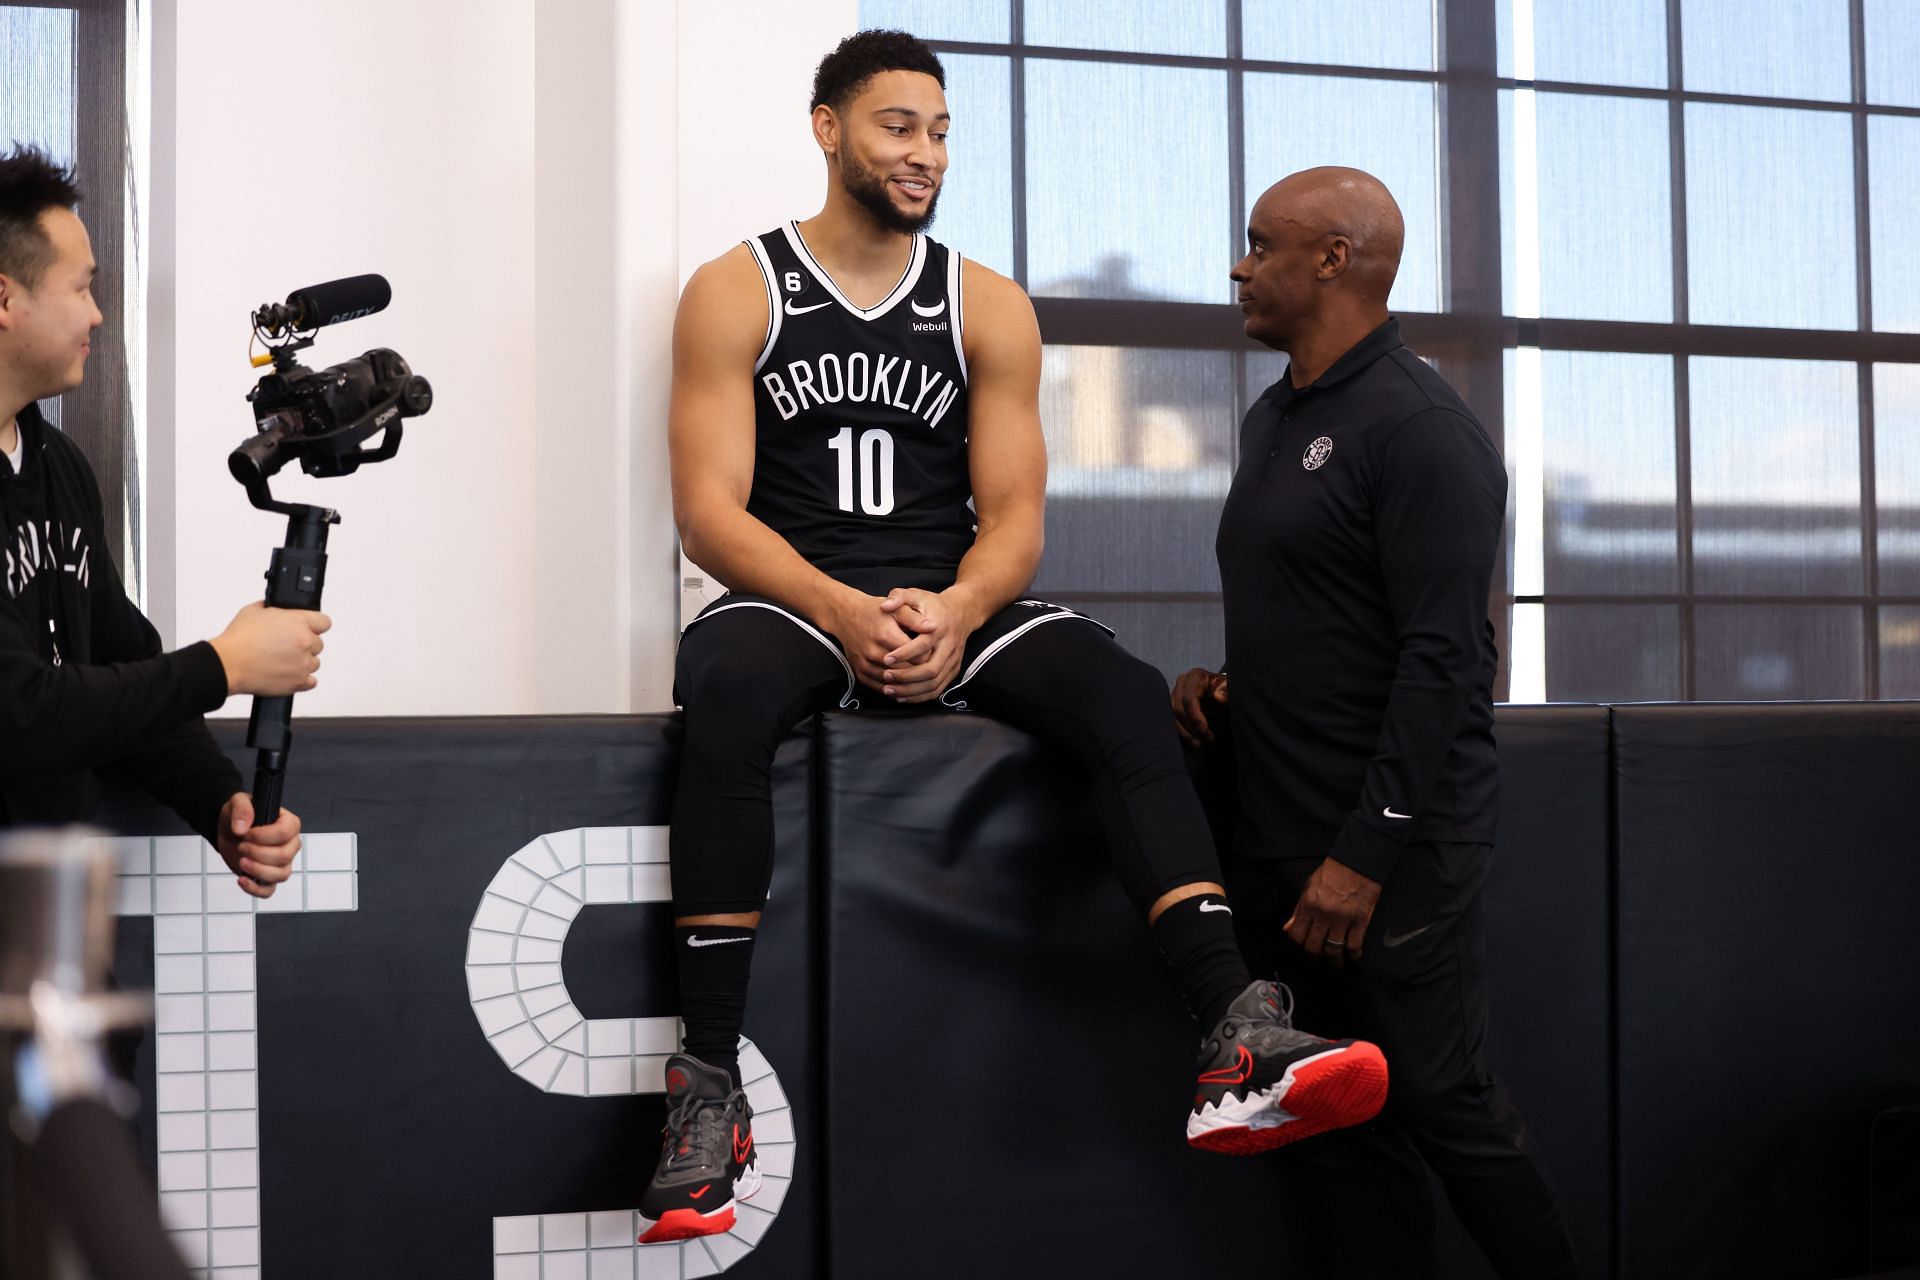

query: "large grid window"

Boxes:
[1, 0, 141, 595]
[861, 0, 1920, 701]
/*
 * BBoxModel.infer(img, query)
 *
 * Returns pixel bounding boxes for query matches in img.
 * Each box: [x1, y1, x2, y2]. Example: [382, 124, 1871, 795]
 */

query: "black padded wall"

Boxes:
[102, 717, 821, 1279]
[1435, 705, 1614, 1280]
[814, 710, 1309, 1278]
[814, 706, 1617, 1280]
[73, 701, 1920, 1279]
[1613, 703, 1920, 1279]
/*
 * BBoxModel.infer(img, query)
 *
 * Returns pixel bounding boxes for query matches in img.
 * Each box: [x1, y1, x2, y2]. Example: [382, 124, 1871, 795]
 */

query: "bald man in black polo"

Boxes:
[1174, 167, 1579, 1279]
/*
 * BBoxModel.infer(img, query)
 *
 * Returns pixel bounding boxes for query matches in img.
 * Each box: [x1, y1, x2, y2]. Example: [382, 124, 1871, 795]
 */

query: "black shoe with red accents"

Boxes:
[638, 1053, 760, 1244]
[1186, 979, 1390, 1155]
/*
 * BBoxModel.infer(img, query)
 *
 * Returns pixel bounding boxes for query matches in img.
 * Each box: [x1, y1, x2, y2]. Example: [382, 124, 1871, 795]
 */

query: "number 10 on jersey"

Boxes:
[828, 426, 896, 516]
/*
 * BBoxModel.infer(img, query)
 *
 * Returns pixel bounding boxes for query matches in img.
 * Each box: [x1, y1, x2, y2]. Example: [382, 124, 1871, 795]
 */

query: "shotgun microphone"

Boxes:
[252, 274, 392, 336]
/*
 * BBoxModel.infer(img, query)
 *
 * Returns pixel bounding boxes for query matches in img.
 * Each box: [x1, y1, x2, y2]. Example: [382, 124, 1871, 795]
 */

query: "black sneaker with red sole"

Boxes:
[638, 1053, 760, 1243]
[1186, 980, 1389, 1154]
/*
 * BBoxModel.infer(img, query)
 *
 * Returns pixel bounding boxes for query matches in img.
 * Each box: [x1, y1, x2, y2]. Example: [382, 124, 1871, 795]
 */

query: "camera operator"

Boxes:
[0, 145, 325, 895]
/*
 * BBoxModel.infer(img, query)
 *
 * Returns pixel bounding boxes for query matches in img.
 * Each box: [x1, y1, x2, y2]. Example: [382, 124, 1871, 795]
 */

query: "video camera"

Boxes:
[226, 275, 434, 824]
[228, 274, 433, 503]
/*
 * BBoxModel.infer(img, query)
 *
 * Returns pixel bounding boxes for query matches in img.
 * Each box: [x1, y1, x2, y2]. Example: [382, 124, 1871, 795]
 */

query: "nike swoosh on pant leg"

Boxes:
[1381, 923, 1438, 948]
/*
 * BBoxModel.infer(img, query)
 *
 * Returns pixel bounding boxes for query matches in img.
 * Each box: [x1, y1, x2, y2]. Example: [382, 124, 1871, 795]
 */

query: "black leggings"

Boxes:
[668, 601, 1224, 916]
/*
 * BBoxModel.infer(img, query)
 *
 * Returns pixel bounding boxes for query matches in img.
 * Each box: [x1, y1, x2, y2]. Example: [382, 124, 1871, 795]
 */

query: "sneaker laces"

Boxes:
[662, 1094, 729, 1171]
[1220, 980, 1295, 1032]
[1230, 981, 1329, 1055]
[1262, 981, 1296, 1029]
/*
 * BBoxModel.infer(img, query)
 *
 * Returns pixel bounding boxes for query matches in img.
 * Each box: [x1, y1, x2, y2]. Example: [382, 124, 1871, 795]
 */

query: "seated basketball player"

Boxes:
[637, 30, 1390, 1244]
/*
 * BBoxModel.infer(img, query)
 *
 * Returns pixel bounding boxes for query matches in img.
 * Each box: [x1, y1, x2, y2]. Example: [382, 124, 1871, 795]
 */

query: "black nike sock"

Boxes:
[1150, 894, 1252, 1034]
[674, 924, 756, 1087]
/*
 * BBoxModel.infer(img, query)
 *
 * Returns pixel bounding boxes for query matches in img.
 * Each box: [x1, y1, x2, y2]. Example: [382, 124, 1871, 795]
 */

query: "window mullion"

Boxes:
[1850, 0, 1882, 698]
[1009, 0, 1028, 289]
[1663, 0, 1698, 700]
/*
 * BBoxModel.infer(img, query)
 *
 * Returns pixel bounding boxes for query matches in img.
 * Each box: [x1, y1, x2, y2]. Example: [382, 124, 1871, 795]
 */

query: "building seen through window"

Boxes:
[862, 0, 1920, 701]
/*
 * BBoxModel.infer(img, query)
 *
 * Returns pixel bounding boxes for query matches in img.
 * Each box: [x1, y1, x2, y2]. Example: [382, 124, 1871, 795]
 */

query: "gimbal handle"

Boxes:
[245, 499, 338, 825]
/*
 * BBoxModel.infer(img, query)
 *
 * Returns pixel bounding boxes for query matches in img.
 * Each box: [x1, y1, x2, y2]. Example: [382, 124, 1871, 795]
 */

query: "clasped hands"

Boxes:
[827, 586, 977, 703]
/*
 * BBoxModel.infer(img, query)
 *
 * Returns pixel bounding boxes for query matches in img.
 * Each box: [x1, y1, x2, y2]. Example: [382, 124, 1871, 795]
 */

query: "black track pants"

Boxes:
[1226, 844, 1581, 1280]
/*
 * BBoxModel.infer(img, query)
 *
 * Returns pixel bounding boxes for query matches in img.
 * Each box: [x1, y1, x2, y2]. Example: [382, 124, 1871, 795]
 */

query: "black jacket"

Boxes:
[1, 401, 239, 842]
[1216, 319, 1504, 882]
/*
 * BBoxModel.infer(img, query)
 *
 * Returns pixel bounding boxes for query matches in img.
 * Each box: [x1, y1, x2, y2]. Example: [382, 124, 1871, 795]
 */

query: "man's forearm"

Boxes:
[112, 718, 244, 847]
[1329, 570, 1487, 882]
[681, 503, 855, 622]
[0, 632, 231, 777]
[1332, 410, 1505, 880]
[941, 507, 1043, 632]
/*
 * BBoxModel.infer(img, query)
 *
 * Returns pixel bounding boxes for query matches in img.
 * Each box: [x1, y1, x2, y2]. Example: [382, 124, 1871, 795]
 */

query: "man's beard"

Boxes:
[840, 152, 939, 234]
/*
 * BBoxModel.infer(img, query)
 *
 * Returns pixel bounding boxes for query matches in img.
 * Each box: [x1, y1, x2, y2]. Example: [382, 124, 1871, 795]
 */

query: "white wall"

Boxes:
[148, 0, 856, 717]
[674, 1, 840, 281]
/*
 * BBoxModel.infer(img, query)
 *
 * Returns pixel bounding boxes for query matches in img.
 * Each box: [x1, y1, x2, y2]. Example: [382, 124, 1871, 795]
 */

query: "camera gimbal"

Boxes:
[227, 275, 434, 823]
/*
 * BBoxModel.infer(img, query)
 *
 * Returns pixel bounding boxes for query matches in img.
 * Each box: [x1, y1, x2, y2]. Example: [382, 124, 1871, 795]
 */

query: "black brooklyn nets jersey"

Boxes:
[745, 222, 974, 592]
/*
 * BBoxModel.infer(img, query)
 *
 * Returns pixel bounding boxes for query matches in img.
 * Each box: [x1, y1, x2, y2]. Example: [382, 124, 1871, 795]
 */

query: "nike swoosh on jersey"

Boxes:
[910, 298, 947, 317]
[784, 298, 831, 316]
[1198, 901, 1233, 914]
[1382, 806, 1412, 820]
[686, 935, 754, 948]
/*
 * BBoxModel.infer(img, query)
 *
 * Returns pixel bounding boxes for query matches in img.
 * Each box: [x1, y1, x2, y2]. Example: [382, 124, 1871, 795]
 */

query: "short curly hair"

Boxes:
[811, 29, 945, 114]
[0, 145, 82, 290]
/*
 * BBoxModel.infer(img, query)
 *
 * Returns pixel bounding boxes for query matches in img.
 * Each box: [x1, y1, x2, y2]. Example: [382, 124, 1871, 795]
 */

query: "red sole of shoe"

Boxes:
[1189, 1042, 1390, 1156]
[638, 1205, 736, 1243]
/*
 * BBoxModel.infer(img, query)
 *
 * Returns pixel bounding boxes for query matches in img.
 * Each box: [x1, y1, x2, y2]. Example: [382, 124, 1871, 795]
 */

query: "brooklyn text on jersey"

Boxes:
[759, 353, 961, 430]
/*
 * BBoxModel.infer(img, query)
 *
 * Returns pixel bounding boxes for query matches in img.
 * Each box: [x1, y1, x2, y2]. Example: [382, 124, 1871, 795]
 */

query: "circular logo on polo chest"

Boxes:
[1302, 436, 1335, 470]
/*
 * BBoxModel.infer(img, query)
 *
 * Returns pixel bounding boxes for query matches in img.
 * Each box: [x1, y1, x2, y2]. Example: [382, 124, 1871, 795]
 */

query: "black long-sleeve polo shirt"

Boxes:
[1215, 317, 1505, 882]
